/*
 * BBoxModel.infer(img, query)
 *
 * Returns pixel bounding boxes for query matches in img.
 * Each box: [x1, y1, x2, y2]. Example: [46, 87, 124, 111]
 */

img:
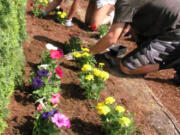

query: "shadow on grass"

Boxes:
[14, 116, 34, 135]
[61, 83, 86, 100]
[71, 117, 103, 135]
[34, 35, 65, 49]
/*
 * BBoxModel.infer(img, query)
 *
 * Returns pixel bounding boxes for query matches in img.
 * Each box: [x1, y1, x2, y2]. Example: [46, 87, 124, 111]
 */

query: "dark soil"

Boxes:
[3, 0, 180, 135]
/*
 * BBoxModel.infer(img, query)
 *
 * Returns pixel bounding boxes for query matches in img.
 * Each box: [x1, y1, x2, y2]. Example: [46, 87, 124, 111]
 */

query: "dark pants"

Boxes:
[122, 38, 180, 70]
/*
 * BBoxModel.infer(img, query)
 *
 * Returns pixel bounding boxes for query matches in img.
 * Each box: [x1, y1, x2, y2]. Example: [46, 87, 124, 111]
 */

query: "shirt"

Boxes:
[113, 0, 180, 41]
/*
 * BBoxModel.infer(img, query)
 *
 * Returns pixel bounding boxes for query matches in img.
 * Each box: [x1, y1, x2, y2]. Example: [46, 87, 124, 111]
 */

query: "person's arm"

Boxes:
[90, 23, 125, 54]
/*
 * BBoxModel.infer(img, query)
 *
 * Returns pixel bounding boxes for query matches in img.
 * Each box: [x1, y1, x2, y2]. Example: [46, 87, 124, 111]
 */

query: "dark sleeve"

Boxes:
[113, 0, 136, 24]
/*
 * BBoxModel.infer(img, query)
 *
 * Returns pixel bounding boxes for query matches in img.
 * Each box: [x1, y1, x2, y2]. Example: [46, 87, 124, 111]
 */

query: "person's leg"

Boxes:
[90, 4, 114, 27]
[85, 0, 96, 25]
[45, 0, 63, 13]
[65, 0, 79, 27]
[120, 39, 180, 75]
[67, 0, 79, 20]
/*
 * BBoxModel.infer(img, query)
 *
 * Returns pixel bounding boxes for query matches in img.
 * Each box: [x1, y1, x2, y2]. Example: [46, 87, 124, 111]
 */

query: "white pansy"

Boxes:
[46, 43, 58, 50]
[39, 64, 49, 69]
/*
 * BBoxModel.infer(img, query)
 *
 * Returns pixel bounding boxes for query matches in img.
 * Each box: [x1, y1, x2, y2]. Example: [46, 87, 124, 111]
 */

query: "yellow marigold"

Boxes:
[115, 106, 125, 113]
[104, 97, 115, 104]
[100, 71, 109, 81]
[119, 117, 131, 127]
[73, 52, 81, 58]
[39, 0, 43, 3]
[97, 105, 110, 115]
[81, 47, 90, 52]
[81, 64, 92, 71]
[85, 74, 94, 81]
[60, 14, 65, 19]
[81, 52, 90, 57]
[96, 102, 104, 110]
[44, 0, 48, 4]
[57, 11, 62, 15]
[93, 68, 101, 77]
[99, 62, 105, 67]
[62, 12, 67, 17]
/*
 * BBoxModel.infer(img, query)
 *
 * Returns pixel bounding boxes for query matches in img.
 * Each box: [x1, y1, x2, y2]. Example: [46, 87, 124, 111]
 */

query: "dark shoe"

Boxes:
[109, 45, 127, 57]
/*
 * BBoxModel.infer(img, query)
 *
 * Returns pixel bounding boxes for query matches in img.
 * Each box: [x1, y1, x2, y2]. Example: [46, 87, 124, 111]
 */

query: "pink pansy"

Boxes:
[55, 67, 63, 79]
[50, 49, 63, 59]
[48, 71, 53, 80]
[50, 93, 60, 104]
[51, 113, 71, 129]
[37, 103, 43, 111]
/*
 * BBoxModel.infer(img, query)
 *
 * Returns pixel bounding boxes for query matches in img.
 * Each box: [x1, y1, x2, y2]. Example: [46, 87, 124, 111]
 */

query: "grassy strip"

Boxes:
[0, 0, 27, 133]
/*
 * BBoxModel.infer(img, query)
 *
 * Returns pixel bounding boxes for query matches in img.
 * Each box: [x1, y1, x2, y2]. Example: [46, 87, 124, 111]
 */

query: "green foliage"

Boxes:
[64, 36, 82, 53]
[98, 24, 109, 38]
[0, 0, 27, 133]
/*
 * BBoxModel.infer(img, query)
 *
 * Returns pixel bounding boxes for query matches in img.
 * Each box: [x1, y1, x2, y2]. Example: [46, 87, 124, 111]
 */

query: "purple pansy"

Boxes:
[41, 110, 57, 120]
[37, 69, 49, 77]
[32, 77, 43, 89]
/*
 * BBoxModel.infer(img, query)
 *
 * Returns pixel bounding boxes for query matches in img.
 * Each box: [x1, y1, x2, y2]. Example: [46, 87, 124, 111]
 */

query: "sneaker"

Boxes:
[41, 10, 48, 17]
[65, 19, 74, 27]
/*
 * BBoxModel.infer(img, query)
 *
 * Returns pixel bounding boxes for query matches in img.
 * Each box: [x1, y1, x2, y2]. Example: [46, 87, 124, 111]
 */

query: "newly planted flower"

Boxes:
[73, 47, 96, 68]
[78, 63, 109, 100]
[96, 97, 138, 135]
[33, 109, 70, 135]
[56, 11, 67, 24]
[31, 0, 49, 17]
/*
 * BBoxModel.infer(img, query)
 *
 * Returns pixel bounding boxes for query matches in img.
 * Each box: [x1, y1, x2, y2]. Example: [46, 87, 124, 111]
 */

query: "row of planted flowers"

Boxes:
[72, 44, 138, 134]
[30, 44, 70, 135]
[29, 35, 138, 134]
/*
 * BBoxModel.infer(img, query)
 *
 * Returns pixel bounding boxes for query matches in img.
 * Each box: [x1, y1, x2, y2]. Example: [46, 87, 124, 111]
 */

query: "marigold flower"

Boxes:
[115, 106, 125, 113]
[81, 47, 90, 52]
[97, 105, 110, 115]
[119, 117, 131, 127]
[73, 52, 82, 58]
[99, 62, 105, 68]
[39, 0, 43, 3]
[57, 11, 62, 15]
[44, 0, 48, 5]
[81, 64, 92, 71]
[60, 14, 65, 19]
[99, 71, 109, 81]
[85, 74, 94, 81]
[93, 68, 101, 76]
[96, 102, 104, 110]
[81, 52, 90, 57]
[105, 96, 115, 104]
[62, 12, 67, 16]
